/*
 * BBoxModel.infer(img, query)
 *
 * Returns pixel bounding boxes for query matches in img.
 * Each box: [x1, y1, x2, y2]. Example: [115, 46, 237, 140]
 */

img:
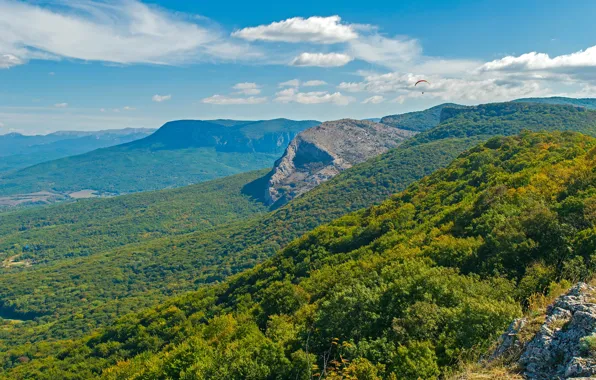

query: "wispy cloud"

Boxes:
[202, 95, 267, 105]
[290, 52, 353, 67]
[275, 88, 354, 105]
[54, 103, 68, 108]
[233, 82, 262, 95]
[303, 80, 327, 87]
[279, 79, 301, 88]
[0, 0, 258, 68]
[152, 94, 172, 102]
[362, 95, 384, 104]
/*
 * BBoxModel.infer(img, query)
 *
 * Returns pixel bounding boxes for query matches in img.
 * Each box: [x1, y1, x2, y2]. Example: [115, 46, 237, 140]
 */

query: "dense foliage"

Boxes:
[2, 102, 596, 352]
[0, 170, 269, 265]
[7, 131, 596, 379]
[379, 103, 463, 131]
[407, 102, 596, 147]
[0, 119, 319, 197]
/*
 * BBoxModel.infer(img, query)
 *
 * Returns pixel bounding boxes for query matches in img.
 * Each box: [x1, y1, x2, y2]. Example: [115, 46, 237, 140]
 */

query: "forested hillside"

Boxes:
[1, 102, 596, 365]
[0, 170, 269, 265]
[6, 131, 596, 378]
[0, 119, 320, 198]
[379, 103, 463, 131]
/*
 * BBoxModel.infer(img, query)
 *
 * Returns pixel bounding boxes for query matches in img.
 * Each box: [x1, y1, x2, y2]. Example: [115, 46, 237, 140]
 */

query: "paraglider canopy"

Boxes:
[415, 79, 430, 94]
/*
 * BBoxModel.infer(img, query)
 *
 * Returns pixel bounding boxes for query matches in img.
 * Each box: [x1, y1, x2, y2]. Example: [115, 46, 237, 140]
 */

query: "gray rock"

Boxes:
[518, 283, 596, 379]
[264, 119, 415, 206]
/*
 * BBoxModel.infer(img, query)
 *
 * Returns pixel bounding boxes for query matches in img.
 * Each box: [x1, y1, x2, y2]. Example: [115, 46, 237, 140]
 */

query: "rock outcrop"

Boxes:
[492, 283, 596, 379]
[264, 119, 414, 206]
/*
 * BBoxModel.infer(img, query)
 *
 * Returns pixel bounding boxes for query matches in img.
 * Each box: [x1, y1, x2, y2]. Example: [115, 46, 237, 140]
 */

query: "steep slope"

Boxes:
[1, 102, 595, 350]
[8, 132, 596, 378]
[265, 119, 414, 205]
[0, 119, 320, 198]
[380, 103, 464, 131]
[0, 128, 154, 174]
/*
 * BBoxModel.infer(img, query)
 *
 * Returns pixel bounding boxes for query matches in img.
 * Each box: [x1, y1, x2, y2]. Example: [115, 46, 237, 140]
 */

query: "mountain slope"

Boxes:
[0, 169, 269, 266]
[264, 119, 414, 205]
[1, 102, 595, 351]
[8, 131, 596, 378]
[0, 119, 320, 198]
[380, 103, 464, 131]
[0, 128, 154, 174]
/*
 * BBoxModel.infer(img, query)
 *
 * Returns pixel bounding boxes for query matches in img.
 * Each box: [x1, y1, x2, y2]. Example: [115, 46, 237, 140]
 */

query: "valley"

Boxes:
[2, 99, 596, 378]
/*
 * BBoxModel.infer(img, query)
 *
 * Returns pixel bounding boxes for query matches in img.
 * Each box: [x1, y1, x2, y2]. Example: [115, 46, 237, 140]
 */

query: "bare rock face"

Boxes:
[491, 283, 596, 379]
[520, 283, 596, 379]
[264, 119, 415, 206]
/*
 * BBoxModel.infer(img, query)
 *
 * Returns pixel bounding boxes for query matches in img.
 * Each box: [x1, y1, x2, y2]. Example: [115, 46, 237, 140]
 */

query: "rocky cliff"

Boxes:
[490, 283, 596, 379]
[264, 119, 415, 206]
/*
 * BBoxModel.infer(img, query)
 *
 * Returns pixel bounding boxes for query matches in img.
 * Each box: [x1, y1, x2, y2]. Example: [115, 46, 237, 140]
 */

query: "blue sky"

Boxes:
[1, 0, 596, 134]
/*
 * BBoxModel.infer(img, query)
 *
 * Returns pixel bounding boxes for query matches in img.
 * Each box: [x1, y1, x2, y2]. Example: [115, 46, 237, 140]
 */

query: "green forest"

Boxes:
[3, 102, 596, 378]
[0, 102, 595, 351]
[5, 131, 596, 378]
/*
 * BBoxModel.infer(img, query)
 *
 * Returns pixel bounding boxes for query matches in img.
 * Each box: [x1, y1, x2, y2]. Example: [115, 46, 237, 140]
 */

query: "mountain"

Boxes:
[1, 102, 595, 355]
[7, 131, 596, 378]
[0, 128, 155, 174]
[264, 119, 415, 206]
[514, 96, 596, 109]
[0, 119, 320, 201]
[380, 103, 464, 131]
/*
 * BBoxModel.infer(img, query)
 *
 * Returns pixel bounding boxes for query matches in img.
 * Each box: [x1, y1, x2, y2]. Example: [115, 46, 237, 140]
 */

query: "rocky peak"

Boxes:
[263, 119, 415, 207]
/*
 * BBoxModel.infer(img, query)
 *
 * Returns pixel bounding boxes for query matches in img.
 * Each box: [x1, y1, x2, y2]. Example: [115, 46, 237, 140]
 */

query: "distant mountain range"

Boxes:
[0, 128, 155, 174]
[0, 118, 320, 201]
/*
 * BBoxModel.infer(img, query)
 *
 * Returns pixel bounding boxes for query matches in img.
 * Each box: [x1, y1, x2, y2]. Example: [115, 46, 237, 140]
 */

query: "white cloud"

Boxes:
[274, 88, 354, 106]
[100, 108, 106, 112]
[202, 95, 267, 105]
[0, 54, 22, 69]
[362, 95, 385, 104]
[303, 80, 327, 87]
[48, 72, 55, 76]
[152, 94, 172, 102]
[0, 121, 4, 127]
[0, 0, 258, 68]
[123, 106, 136, 111]
[290, 52, 353, 67]
[233, 82, 261, 95]
[349, 35, 421, 69]
[338, 82, 366, 93]
[54, 103, 68, 108]
[481, 46, 596, 72]
[232, 16, 357, 44]
[279, 79, 301, 88]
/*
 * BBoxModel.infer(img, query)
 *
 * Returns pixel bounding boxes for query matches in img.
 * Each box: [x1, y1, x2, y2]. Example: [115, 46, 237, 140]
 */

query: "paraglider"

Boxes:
[415, 79, 429, 94]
